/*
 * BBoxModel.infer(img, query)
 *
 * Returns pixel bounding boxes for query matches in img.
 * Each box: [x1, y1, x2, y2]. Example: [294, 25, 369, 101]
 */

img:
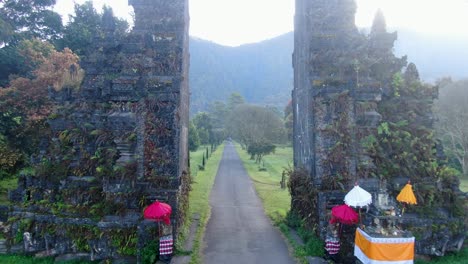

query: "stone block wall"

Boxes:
[5, 0, 190, 262]
[292, 0, 465, 257]
[293, 0, 381, 191]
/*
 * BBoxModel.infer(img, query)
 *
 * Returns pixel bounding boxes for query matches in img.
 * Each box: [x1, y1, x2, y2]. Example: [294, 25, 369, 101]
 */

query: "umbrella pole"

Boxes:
[339, 223, 343, 238]
[359, 208, 362, 224]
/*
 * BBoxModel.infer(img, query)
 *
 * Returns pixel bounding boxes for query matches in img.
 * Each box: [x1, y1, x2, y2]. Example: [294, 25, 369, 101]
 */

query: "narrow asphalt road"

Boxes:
[203, 143, 296, 264]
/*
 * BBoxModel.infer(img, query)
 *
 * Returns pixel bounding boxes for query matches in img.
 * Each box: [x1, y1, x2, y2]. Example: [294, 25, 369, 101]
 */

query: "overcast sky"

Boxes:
[54, 0, 468, 47]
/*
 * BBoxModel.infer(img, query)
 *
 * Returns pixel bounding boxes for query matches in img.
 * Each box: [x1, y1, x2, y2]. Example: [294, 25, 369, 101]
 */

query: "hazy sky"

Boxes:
[55, 0, 468, 46]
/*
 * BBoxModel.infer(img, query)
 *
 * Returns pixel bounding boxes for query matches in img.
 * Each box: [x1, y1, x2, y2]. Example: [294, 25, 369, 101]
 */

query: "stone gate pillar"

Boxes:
[293, 0, 382, 238]
[7, 0, 190, 261]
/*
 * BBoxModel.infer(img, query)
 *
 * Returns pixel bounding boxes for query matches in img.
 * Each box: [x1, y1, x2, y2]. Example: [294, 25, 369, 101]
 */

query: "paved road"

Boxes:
[203, 143, 296, 264]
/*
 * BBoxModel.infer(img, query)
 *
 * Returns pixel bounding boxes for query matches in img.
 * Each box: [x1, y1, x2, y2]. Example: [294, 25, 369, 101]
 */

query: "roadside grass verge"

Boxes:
[234, 144, 325, 264]
[188, 145, 212, 178]
[234, 144, 292, 223]
[175, 145, 210, 253]
[178, 144, 224, 264]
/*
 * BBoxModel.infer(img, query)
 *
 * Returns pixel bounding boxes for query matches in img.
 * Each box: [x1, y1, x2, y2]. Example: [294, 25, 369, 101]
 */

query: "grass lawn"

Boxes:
[234, 144, 292, 224]
[188, 145, 212, 177]
[0, 176, 18, 205]
[0, 256, 54, 264]
[416, 248, 468, 264]
[234, 144, 320, 262]
[176, 144, 224, 264]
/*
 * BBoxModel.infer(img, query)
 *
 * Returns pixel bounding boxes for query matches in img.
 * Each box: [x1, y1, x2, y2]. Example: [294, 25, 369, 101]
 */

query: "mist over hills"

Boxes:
[189, 30, 468, 114]
[189, 33, 293, 114]
[393, 29, 468, 82]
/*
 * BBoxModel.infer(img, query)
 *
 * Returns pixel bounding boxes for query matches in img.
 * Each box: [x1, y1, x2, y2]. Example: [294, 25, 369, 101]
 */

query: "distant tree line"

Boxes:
[189, 93, 287, 163]
[435, 78, 468, 178]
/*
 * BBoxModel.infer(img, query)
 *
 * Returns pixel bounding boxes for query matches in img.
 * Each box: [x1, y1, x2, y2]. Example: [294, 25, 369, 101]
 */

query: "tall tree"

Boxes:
[57, 1, 100, 55]
[192, 112, 213, 145]
[0, 0, 62, 43]
[58, 2, 129, 56]
[435, 79, 468, 177]
[0, 41, 83, 174]
[226, 104, 285, 148]
[208, 101, 227, 132]
[188, 120, 200, 151]
[227, 92, 245, 111]
[0, 0, 62, 85]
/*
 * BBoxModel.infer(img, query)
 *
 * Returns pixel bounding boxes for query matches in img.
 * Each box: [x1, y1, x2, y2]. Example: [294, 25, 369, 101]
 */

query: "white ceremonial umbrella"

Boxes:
[344, 184, 372, 207]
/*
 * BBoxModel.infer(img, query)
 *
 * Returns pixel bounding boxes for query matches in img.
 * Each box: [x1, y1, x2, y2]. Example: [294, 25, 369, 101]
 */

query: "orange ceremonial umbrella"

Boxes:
[397, 181, 417, 215]
[396, 181, 417, 205]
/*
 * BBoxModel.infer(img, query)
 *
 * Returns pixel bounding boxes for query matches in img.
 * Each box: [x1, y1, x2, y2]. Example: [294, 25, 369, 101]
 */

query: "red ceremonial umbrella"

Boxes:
[144, 201, 172, 225]
[330, 204, 359, 225]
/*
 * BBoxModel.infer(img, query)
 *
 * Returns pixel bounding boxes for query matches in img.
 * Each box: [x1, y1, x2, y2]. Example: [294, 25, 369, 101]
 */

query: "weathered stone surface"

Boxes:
[294, 0, 380, 187]
[0, 206, 8, 222]
[55, 253, 91, 262]
[7, 0, 189, 262]
[0, 239, 7, 254]
[293, 0, 465, 258]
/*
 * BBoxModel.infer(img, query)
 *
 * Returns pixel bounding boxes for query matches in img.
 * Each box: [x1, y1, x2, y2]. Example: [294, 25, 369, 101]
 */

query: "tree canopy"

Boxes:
[435, 78, 468, 177]
[0, 38, 83, 177]
[0, 0, 62, 44]
[226, 104, 286, 148]
[57, 1, 129, 56]
[0, 1, 126, 86]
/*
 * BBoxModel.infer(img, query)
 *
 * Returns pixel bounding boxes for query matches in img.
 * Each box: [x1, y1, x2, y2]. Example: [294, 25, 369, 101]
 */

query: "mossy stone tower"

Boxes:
[7, 0, 190, 262]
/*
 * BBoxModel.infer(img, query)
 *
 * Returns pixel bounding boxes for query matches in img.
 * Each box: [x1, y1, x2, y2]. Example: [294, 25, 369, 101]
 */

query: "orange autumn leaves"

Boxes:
[0, 39, 84, 122]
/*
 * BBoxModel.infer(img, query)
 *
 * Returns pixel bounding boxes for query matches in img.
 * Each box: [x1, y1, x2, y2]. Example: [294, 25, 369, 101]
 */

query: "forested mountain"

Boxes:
[189, 30, 468, 114]
[189, 33, 293, 114]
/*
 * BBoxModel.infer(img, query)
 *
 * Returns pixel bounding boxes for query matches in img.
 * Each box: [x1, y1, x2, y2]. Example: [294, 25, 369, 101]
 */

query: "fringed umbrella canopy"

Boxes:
[330, 204, 359, 225]
[143, 201, 172, 225]
[397, 182, 417, 205]
[344, 185, 372, 207]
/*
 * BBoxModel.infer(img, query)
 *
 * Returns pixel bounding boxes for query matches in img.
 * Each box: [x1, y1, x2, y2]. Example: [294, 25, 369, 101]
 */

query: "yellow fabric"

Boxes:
[355, 229, 414, 261]
[397, 184, 417, 205]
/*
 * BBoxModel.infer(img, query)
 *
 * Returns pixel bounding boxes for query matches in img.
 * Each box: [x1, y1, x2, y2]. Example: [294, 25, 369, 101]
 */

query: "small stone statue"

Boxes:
[23, 232, 33, 252]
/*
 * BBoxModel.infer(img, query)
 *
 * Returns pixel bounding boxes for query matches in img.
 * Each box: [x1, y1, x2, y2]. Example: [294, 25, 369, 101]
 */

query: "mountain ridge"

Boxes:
[189, 30, 468, 113]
